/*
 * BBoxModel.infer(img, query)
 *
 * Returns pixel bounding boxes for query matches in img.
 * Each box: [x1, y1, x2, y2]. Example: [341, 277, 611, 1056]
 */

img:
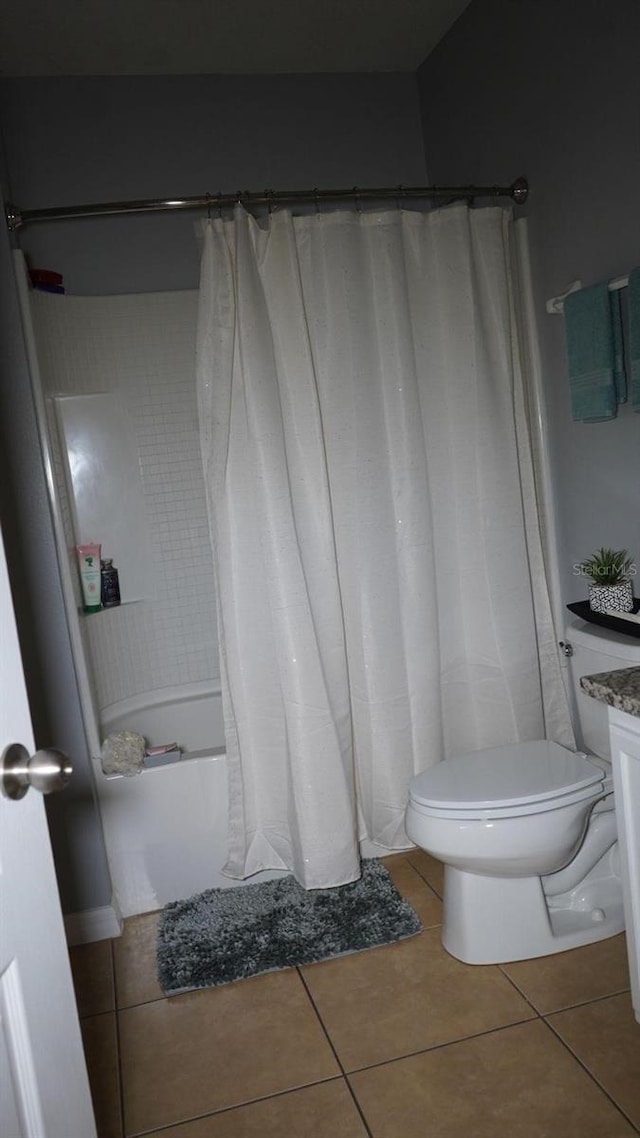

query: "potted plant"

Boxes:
[579, 547, 635, 613]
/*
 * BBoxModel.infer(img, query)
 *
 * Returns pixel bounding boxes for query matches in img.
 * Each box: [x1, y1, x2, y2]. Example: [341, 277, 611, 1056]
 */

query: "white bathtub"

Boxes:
[94, 682, 284, 917]
[94, 681, 401, 919]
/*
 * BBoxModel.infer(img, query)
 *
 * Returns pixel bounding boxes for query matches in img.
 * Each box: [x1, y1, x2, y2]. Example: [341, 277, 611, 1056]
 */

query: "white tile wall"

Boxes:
[31, 289, 219, 711]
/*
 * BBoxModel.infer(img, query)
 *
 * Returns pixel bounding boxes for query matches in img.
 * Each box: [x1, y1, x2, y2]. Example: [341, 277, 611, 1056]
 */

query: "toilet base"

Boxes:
[441, 864, 625, 965]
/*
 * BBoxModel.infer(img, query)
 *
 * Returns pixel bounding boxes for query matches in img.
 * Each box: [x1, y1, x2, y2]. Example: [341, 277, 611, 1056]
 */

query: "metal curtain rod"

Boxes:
[5, 177, 528, 230]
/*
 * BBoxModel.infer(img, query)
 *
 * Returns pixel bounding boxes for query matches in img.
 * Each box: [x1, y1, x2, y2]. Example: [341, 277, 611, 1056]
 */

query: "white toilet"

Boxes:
[405, 621, 639, 964]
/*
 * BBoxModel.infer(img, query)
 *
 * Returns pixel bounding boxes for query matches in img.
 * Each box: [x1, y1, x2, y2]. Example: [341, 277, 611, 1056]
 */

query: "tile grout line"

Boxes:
[542, 985, 632, 1015]
[123, 1077, 348, 1138]
[403, 855, 443, 901]
[110, 938, 128, 1138]
[78, 1006, 119, 1021]
[497, 964, 544, 1017]
[116, 994, 170, 1014]
[296, 967, 375, 1138]
[498, 964, 631, 1018]
[542, 1016, 640, 1135]
[339, 1015, 542, 1078]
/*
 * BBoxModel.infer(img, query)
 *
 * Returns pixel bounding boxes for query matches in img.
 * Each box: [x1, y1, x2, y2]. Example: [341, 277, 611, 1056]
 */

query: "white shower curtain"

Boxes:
[196, 203, 574, 889]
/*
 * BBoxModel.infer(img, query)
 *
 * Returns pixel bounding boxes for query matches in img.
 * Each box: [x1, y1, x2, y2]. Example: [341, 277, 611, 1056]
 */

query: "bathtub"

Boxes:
[94, 682, 285, 918]
[94, 681, 401, 918]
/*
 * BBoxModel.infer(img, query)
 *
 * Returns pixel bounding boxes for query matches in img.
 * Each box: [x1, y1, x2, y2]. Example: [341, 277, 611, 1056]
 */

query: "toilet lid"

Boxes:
[409, 741, 603, 812]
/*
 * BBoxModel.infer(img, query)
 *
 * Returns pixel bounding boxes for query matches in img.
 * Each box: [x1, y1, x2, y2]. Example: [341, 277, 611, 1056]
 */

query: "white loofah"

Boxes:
[100, 730, 146, 777]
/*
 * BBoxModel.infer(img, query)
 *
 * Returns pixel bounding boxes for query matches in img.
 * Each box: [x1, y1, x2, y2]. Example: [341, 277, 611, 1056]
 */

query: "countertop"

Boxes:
[580, 666, 640, 719]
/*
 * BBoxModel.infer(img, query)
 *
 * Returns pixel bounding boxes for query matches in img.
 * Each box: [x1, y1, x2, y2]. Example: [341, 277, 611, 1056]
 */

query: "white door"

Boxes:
[0, 522, 97, 1138]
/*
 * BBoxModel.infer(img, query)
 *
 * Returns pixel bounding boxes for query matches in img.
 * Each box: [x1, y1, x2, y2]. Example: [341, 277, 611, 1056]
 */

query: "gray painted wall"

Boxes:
[1, 73, 427, 294]
[417, 0, 640, 605]
[0, 72, 426, 912]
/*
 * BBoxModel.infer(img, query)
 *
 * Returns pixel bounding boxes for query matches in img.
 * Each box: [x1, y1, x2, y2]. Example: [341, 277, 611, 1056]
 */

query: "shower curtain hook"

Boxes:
[206, 193, 212, 221]
[217, 193, 223, 220]
[353, 186, 361, 213]
[313, 188, 321, 216]
[265, 189, 274, 216]
[395, 184, 405, 213]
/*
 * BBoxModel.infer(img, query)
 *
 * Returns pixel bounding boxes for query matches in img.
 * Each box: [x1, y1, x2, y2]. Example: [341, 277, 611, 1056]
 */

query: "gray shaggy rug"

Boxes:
[157, 859, 421, 994]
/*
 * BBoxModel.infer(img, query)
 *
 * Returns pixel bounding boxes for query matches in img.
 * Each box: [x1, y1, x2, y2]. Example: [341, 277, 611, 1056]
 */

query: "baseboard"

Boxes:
[64, 898, 123, 945]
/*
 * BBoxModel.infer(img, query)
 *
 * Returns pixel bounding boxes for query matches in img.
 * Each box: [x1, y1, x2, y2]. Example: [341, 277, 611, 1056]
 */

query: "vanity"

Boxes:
[581, 666, 640, 1024]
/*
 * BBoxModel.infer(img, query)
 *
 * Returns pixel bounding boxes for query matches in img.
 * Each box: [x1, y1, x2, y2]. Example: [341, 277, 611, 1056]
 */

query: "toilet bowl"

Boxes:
[406, 740, 621, 963]
[404, 621, 638, 965]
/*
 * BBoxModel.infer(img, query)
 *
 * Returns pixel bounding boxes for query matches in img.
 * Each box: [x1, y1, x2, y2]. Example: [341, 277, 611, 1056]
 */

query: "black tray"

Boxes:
[567, 599, 640, 640]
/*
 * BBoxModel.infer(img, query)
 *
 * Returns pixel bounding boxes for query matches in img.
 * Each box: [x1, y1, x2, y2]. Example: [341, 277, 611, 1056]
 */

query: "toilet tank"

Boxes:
[566, 620, 640, 760]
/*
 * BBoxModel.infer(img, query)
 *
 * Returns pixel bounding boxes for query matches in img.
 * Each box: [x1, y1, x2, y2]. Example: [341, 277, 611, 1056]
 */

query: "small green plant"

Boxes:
[579, 548, 633, 586]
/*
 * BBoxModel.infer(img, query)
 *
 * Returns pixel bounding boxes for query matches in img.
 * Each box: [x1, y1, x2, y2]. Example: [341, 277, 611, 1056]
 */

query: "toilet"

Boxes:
[405, 621, 640, 964]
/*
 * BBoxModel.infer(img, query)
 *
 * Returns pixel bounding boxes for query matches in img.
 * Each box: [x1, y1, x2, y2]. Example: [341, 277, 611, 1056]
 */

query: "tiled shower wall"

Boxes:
[31, 289, 219, 712]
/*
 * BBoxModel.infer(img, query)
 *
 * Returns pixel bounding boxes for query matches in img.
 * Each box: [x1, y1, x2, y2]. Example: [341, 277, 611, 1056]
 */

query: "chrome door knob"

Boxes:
[1, 743, 72, 801]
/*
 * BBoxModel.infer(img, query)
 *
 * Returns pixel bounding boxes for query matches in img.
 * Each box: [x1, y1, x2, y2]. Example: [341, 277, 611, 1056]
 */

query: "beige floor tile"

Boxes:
[405, 848, 445, 898]
[119, 968, 339, 1135]
[69, 938, 115, 1018]
[349, 1019, 637, 1138]
[81, 1012, 122, 1138]
[113, 911, 164, 1009]
[381, 855, 442, 928]
[143, 1080, 368, 1137]
[301, 926, 534, 1071]
[501, 933, 630, 1013]
[548, 992, 640, 1128]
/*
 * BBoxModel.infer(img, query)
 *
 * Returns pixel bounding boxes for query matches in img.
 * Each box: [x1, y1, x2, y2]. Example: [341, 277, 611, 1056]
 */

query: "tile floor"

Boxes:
[70, 851, 640, 1137]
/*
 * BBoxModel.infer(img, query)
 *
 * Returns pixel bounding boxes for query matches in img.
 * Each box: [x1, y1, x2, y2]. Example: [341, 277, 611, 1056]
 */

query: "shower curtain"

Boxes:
[196, 203, 574, 889]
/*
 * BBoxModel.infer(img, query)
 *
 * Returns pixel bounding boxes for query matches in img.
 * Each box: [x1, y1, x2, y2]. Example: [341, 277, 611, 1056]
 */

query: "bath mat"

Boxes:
[157, 859, 421, 995]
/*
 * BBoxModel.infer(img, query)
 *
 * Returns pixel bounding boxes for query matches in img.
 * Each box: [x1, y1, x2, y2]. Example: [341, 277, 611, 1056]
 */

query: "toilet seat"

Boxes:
[409, 740, 605, 821]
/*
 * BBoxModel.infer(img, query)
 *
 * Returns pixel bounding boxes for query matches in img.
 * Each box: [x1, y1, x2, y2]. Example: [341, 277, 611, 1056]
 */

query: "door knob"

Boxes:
[0, 743, 72, 801]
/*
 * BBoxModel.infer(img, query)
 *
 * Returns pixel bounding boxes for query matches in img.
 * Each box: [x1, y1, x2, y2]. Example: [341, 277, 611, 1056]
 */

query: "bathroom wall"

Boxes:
[32, 289, 211, 711]
[0, 72, 427, 294]
[417, 0, 640, 605]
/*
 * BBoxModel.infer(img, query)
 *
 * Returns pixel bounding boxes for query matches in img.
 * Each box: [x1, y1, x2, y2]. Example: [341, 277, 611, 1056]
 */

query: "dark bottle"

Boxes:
[100, 559, 121, 608]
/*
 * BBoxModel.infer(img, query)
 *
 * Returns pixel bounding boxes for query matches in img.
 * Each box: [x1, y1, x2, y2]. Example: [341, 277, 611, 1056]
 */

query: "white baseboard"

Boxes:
[64, 899, 123, 945]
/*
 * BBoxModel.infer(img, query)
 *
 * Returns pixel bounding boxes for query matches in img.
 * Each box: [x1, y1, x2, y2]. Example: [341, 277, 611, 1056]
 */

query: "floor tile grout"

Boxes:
[403, 856, 443, 900]
[296, 967, 375, 1138]
[541, 985, 632, 1017]
[497, 964, 544, 1017]
[542, 1015, 640, 1135]
[498, 963, 630, 1019]
[79, 1006, 119, 1021]
[338, 1015, 543, 1077]
[110, 939, 127, 1138]
[121, 1076, 347, 1138]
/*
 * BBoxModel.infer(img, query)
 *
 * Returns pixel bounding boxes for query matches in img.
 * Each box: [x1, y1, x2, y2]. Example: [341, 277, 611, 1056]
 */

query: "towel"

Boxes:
[564, 282, 616, 422]
[610, 289, 627, 404]
[628, 267, 640, 412]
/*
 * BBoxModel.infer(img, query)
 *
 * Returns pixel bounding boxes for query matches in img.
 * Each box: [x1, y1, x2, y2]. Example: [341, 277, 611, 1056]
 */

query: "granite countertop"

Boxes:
[580, 667, 640, 718]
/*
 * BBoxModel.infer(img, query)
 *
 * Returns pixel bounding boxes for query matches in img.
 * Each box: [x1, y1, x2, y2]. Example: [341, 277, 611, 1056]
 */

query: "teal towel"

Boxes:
[610, 289, 627, 404]
[564, 283, 616, 422]
[628, 267, 640, 413]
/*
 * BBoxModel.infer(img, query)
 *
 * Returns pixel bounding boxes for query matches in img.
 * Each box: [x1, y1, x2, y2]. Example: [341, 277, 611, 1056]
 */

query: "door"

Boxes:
[0, 522, 97, 1137]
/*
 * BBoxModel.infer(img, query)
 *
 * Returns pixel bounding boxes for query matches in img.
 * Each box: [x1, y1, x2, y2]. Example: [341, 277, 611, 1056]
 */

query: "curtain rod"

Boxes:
[5, 177, 528, 230]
